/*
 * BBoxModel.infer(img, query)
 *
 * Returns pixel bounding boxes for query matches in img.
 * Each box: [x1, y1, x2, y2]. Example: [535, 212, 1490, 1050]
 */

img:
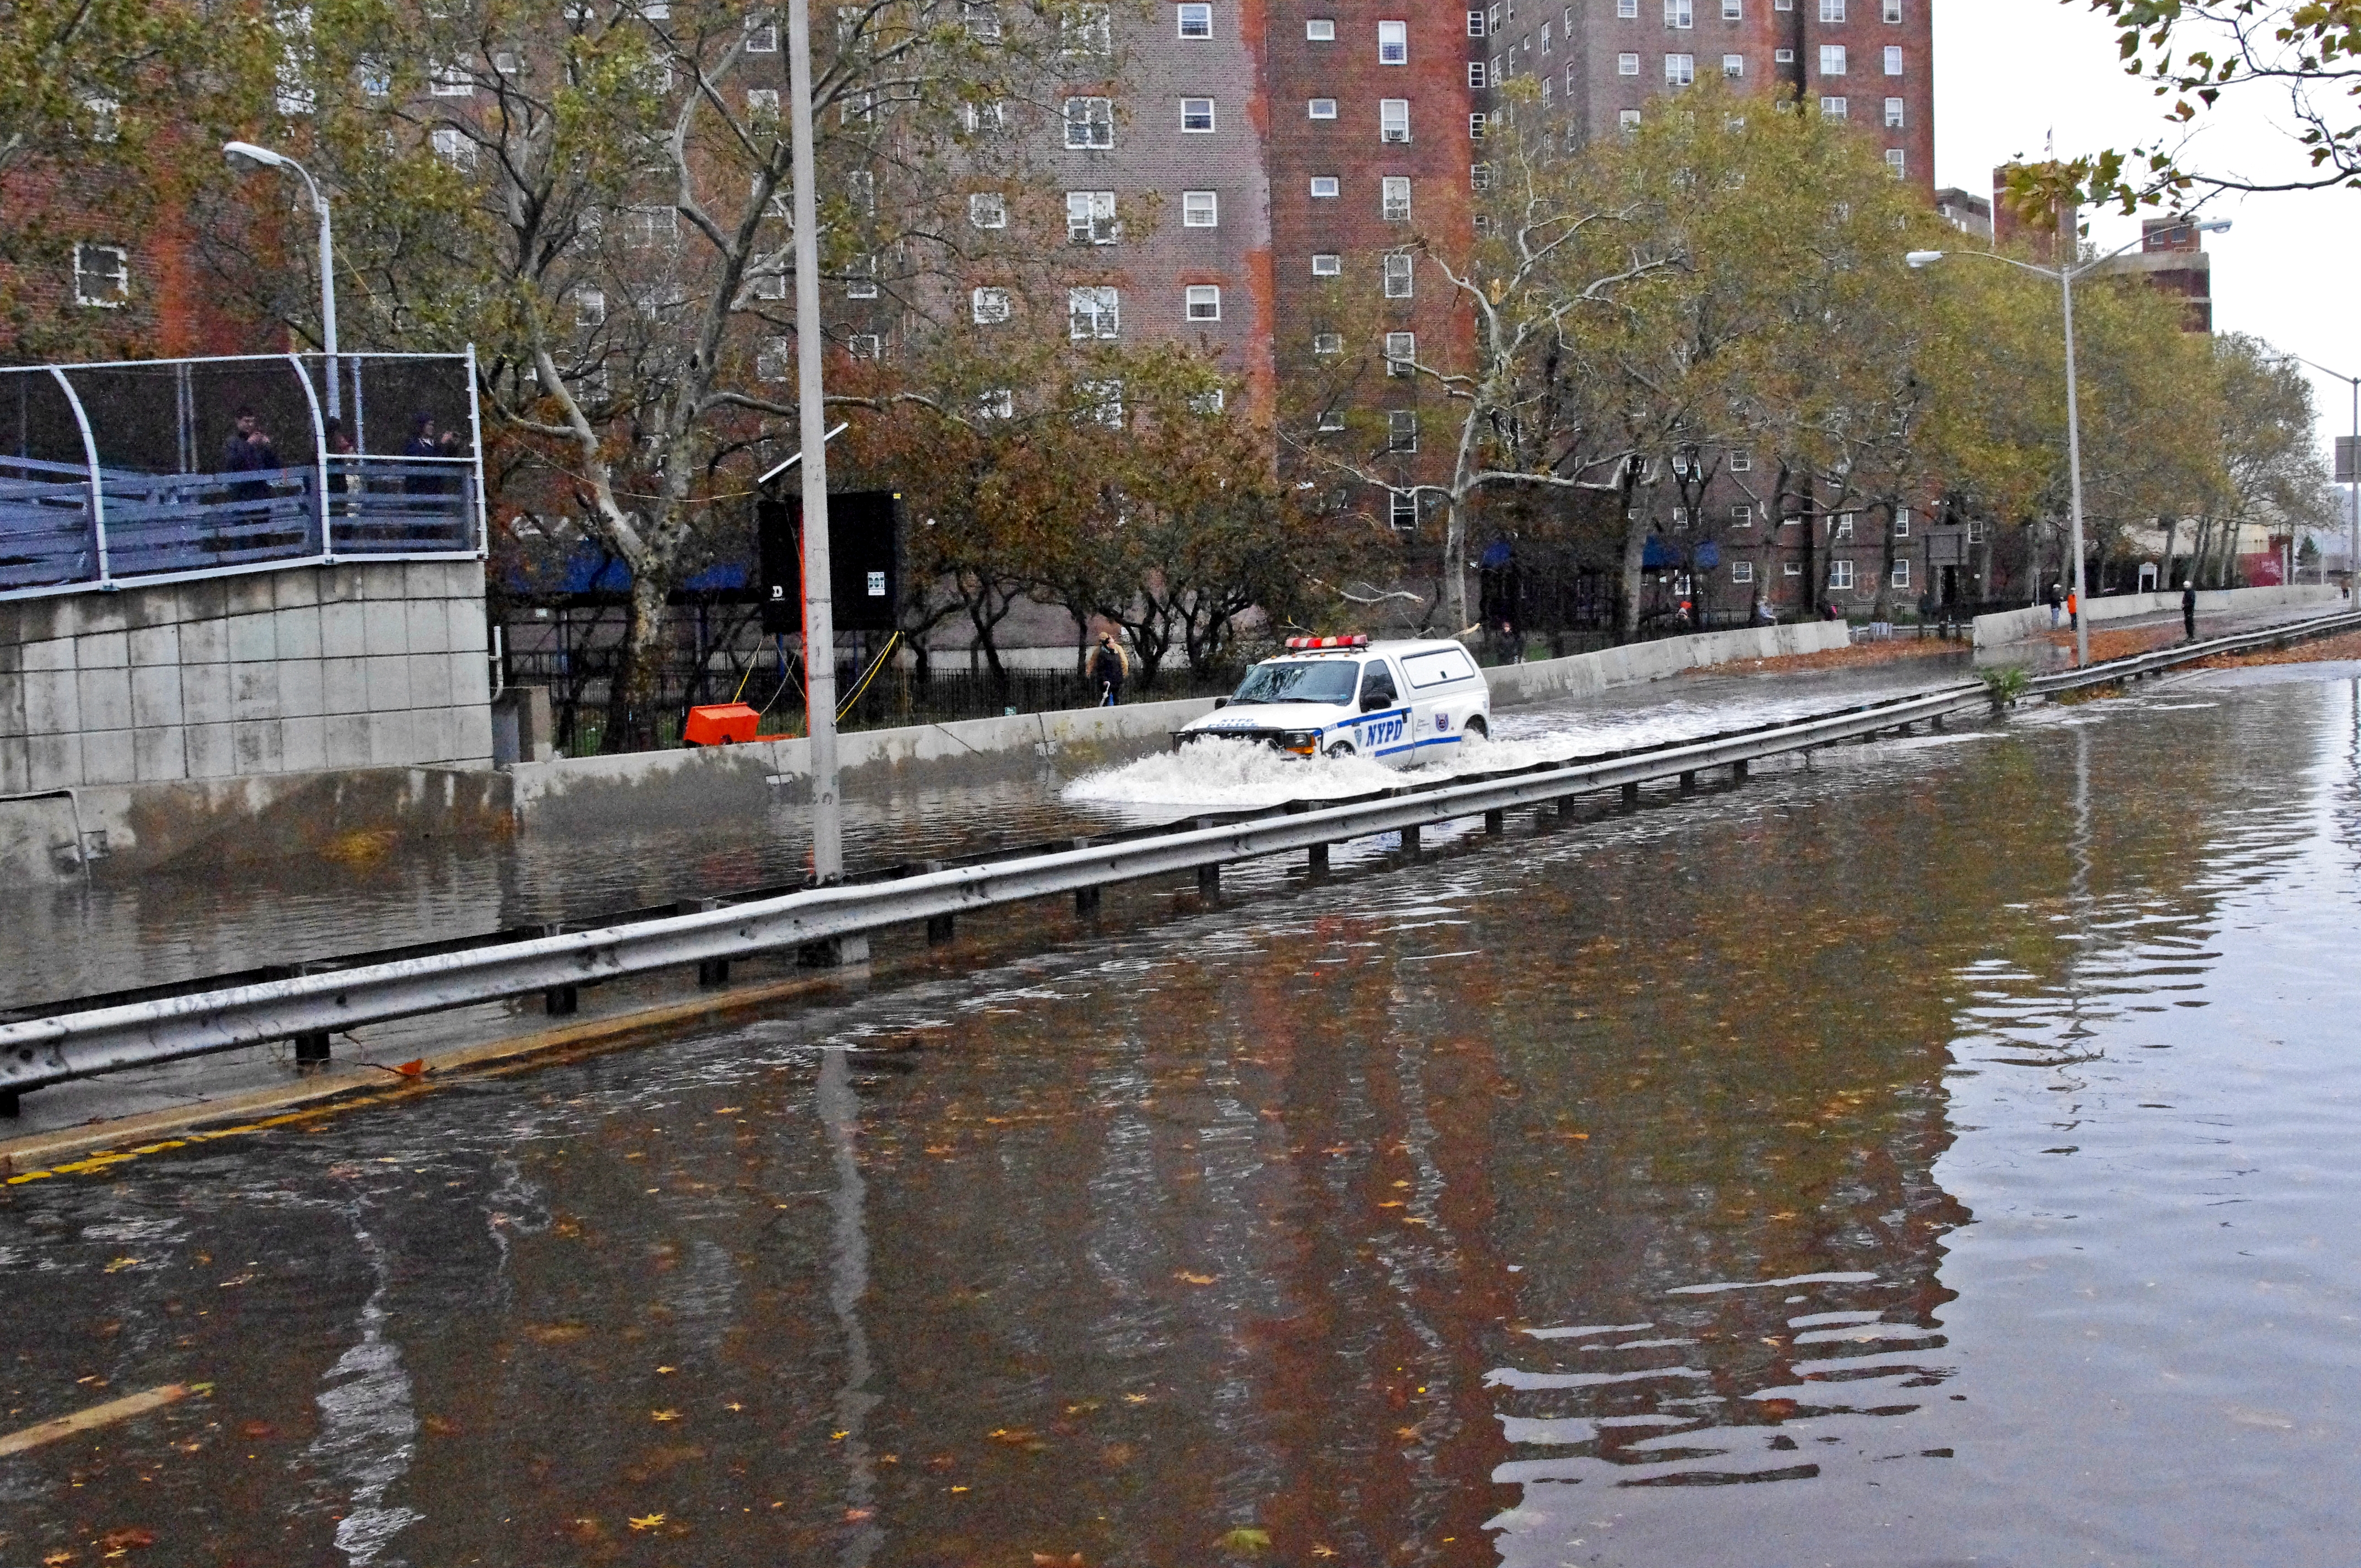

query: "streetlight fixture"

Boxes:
[1909, 217, 2231, 666]
[224, 140, 341, 418]
[2286, 353, 2359, 596]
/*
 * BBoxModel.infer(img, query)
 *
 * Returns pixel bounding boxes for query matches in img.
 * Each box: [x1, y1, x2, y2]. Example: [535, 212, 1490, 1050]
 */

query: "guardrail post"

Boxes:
[0, 1088, 17, 1119]
[1483, 809, 1505, 836]
[1399, 824, 1421, 856]
[1307, 842, 1329, 874]
[918, 862, 955, 943]
[292, 1030, 331, 1065]
[1679, 770, 1697, 792]
[541, 924, 579, 1015]
[1556, 795, 1577, 820]
[1070, 840, 1102, 914]
[1732, 759, 1749, 781]
[1621, 782, 1640, 809]
[680, 899, 730, 987]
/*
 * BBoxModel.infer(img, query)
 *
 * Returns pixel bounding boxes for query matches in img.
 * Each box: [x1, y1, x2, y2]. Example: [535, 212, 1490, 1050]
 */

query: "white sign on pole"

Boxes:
[2337, 436, 2358, 486]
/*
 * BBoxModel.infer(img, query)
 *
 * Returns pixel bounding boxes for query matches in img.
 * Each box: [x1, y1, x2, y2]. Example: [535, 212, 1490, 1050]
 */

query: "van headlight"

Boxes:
[1280, 730, 1319, 755]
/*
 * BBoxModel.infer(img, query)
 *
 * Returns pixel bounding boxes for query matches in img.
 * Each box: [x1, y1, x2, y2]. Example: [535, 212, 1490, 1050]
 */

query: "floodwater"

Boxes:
[6, 662, 2361, 1567]
[0, 661, 1959, 1011]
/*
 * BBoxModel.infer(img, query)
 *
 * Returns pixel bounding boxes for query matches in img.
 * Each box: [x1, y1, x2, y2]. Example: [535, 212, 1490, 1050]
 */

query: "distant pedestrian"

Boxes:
[220, 408, 262, 474]
[2047, 581, 2063, 627]
[221, 413, 278, 514]
[1090, 634, 1128, 706]
[2182, 579, 2197, 641]
[402, 413, 439, 497]
[2067, 588, 2080, 631]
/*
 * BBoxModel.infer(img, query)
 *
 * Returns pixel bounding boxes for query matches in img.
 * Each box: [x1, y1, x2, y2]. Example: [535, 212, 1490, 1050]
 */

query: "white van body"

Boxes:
[1174, 638, 1492, 767]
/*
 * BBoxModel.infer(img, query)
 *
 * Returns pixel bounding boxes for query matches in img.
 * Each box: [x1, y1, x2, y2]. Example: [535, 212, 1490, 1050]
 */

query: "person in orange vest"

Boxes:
[2066, 587, 2079, 631]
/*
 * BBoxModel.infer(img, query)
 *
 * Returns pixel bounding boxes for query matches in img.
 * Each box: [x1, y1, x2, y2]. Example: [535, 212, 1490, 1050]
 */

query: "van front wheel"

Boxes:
[1463, 716, 1488, 741]
[1326, 742, 1355, 760]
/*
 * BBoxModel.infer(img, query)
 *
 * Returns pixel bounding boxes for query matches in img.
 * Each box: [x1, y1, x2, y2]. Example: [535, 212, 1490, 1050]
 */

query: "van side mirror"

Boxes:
[1213, 696, 1229, 709]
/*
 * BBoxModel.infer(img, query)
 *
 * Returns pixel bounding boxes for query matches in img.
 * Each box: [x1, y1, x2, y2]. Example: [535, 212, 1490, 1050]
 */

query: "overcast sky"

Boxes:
[1933, 0, 2361, 474]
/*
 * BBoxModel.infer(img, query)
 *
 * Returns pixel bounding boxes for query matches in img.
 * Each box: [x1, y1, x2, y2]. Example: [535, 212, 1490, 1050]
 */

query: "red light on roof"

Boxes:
[1284, 634, 1370, 650]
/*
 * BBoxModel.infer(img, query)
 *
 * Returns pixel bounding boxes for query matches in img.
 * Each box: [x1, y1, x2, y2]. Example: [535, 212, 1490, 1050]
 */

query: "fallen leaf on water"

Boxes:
[655, 1366, 676, 1374]
[650, 1409, 683, 1423]
[1376, 1201, 1406, 1210]
[99, 1528, 154, 1553]
[526, 1324, 589, 1344]
[44, 1552, 77, 1566]
[844, 1508, 874, 1523]
[103, 1257, 140, 1273]
[1174, 1271, 1217, 1286]
[1312, 1548, 1339, 1560]
[1217, 1527, 1273, 1554]
[1031, 1554, 1086, 1567]
[1122, 1393, 1151, 1405]
[723, 1402, 744, 1413]
[372, 1060, 428, 1080]
[627, 1514, 666, 1532]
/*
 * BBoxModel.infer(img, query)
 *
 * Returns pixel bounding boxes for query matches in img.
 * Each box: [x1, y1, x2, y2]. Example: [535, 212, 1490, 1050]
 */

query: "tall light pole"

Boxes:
[1909, 217, 2231, 667]
[224, 141, 340, 418]
[2289, 355, 2360, 595]
[785, 0, 847, 899]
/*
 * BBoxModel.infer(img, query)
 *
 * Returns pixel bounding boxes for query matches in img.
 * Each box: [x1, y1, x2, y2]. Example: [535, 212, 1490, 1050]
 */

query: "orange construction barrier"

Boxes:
[683, 703, 764, 747]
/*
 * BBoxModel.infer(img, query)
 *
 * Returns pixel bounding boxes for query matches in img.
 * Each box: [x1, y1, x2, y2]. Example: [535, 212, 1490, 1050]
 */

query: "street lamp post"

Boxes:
[2289, 355, 2360, 597]
[224, 140, 340, 419]
[1908, 217, 2231, 667]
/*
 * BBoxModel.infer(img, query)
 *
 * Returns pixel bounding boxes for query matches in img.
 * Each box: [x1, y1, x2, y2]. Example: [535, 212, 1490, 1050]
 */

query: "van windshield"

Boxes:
[1230, 659, 1362, 705]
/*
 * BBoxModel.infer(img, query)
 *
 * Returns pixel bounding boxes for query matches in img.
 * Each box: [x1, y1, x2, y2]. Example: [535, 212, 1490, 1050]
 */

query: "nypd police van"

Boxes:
[1174, 635, 1492, 766]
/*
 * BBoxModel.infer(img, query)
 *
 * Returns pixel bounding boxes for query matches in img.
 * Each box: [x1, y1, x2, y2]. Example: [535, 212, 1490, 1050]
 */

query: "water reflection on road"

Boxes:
[4, 668, 2359, 1567]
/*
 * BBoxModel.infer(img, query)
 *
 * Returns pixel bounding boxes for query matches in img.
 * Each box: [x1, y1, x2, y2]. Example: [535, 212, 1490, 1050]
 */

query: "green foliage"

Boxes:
[1981, 663, 2032, 707]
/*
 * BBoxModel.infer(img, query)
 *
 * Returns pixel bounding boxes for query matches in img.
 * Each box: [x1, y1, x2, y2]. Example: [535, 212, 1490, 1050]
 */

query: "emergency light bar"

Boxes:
[1285, 635, 1370, 650]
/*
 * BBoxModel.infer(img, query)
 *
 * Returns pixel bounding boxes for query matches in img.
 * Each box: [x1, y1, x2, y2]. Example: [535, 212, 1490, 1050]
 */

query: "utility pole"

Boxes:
[786, 0, 851, 921]
[2292, 356, 2360, 597]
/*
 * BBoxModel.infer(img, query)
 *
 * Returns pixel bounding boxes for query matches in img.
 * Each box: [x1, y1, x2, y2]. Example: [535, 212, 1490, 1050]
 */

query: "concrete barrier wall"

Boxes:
[1486, 620, 1854, 707]
[1, 559, 494, 793]
[1972, 585, 2343, 650]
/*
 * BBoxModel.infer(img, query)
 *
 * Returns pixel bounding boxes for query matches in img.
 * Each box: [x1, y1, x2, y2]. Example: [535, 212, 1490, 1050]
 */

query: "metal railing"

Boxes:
[1, 351, 486, 599]
[4, 603, 2357, 1110]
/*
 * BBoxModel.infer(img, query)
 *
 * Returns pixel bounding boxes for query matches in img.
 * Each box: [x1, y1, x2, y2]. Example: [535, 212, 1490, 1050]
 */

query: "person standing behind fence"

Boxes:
[401, 414, 438, 497]
[322, 416, 355, 515]
[2183, 579, 2198, 641]
[1090, 634, 1128, 706]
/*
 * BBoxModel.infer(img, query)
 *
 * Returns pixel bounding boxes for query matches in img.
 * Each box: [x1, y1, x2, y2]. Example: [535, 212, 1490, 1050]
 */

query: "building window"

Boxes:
[1309, 97, 1337, 118]
[573, 287, 606, 326]
[970, 286, 1011, 324]
[1665, 53, 1694, 86]
[1385, 330, 1416, 373]
[1728, 449, 1751, 472]
[746, 15, 781, 51]
[1307, 16, 1338, 41]
[1884, 96, 1905, 127]
[1382, 176, 1411, 220]
[71, 242, 129, 307]
[1185, 284, 1221, 320]
[429, 62, 474, 96]
[1541, 20, 1552, 52]
[1312, 253, 1342, 275]
[1182, 97, 1216, 131]
[960, 0, 1000, 40]
[845, 255, 878, 298]
[1731, 504, 1753, 526]
[1190, 387, 1225, 415]
[978, 388, 1015, 419]
[1967, 519, 1985, 544]
[1381, 99, 1410, 140]
[1820, 43, 1846, 74]
[1466, 8, 1484, 34]
[1470, 61, 1488, 87]
[1732, 559, 1754, 584]
[1885, 46, 1906, 77]
[1723, 0, 1742, 15]
[1471, 161, 1493, 189]
[1781, 559, 1800, 575]
[1884, 0, 1902, 18]
[1618, 51, 1640, 75]
[1066, 189, 1119, 243]
[1314, 331, 1344, 355]
[1618, 0, 1638, 14]
[1064, 96, 1114, 148]
[746, 87, 780, 126]
[1388, 410, 1418, 452]
[1885, 148, 1906, 175]
[1069, 286, 1119, 339]
[970, 192, 1007, 228]
[1469, 111, 1490, 137]
[1183, 189, 1218, 226]
[1391, 490, 1418, 529]
[750, 266, 787, 300]
[1723, 53, 1744, 76]
[1061, 3, 1112, 52]
[1821, 95, 1848, 117]
[757, 336, 791, 379]
[1080, 379, 1124, 426]
[1834, 513, 1855, 540]
[1775, 47, 1796, 64]
[846, 168, 875, 214]
[1382, 252, 1413, 297]
[1619, 107, 1642, 130]
[1664, 0, 1692, 25]
[431, 126, 476, 168]
[1827, 559, 1855, 591]
[625, 204, 678, 247]
[1178, 2, 1212, 37]
[1820, 0, 1845, 17]
[1378, 19, 1407, 62]
[1310, 175, 1340, 197]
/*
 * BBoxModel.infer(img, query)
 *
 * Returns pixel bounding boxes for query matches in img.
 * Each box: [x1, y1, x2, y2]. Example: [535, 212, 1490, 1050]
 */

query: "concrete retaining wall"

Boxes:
[1, 559, 494, 793]
[1972, 584, 2344, 650]
[1486, 620, 1854, 707]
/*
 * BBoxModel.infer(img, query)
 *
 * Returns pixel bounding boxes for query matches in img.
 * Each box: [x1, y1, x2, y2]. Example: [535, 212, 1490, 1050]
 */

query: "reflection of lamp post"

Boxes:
[2288, 354, 2359, 595]
[1908, 218, 2231, 667]
[224, 140, 340, 418]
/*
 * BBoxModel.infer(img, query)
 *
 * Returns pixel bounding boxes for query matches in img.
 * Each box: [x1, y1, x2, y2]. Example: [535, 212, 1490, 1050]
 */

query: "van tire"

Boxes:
[1463, 715, 1488, 740]
[1326, 742, 1355, 759]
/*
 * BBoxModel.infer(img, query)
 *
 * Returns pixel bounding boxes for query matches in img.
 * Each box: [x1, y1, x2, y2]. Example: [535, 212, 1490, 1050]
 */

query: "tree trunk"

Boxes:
[2160, 515, 2180, 587]
[1797, 475, 1820, 618]
[1617, 500, 1650, 644]
[1443, 493, 1470, 638]
[1872, 500, 1897, 622]
[601, 572, 669, 753]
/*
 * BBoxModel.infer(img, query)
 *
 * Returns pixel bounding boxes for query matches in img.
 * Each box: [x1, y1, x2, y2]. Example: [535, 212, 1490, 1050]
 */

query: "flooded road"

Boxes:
[5, 663, 2359, 1566]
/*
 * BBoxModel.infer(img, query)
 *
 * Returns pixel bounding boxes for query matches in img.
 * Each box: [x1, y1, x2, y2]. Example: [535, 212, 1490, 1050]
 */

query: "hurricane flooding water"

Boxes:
[4, 662, 2359, 1567]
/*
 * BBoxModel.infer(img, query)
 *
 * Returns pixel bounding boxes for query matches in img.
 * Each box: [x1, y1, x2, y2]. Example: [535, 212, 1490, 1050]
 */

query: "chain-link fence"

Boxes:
[1, 351, 481, 597]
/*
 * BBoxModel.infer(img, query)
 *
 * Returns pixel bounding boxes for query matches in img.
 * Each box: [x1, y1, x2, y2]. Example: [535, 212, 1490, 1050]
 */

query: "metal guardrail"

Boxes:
[3, 602, 2354, 1110]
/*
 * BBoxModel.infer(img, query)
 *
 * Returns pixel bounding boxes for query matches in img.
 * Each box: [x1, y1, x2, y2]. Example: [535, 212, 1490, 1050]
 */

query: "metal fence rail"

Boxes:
[4, 603, 2357, 1109]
